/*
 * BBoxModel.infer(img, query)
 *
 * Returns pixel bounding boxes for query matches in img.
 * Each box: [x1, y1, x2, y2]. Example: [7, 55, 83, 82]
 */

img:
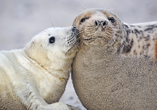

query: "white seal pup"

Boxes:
[72, 8, 157, 110]
[0, 26, 79, 110]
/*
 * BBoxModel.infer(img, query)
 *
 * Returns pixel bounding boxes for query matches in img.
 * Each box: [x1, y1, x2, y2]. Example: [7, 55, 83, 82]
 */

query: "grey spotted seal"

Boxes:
[72, 8, 157, 110]
[0, 26, 80, 110]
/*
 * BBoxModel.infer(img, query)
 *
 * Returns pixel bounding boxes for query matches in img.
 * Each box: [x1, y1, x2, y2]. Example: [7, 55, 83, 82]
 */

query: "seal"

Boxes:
[72, 8, 157, 110]
[0, 26, 79, 110]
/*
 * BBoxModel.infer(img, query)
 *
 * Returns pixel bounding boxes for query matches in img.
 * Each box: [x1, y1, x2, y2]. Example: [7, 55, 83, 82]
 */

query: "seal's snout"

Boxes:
[71, 26, 79, 38]
[72, 26, 77, 32]
[95, 20, 108, 28]
[66, 26, 79, 47]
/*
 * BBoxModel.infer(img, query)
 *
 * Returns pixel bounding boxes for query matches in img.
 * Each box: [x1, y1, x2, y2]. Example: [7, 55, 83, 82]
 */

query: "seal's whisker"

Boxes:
[77, 32, 84, 37]
[77, 32, 84, 35]
[78, 31, 85, 35]
[79, 30, 85, 32]
[87, 22, 93, 27]
[48, 18, 55, 29]
[76, 37, 81, 41]
[68, 40, 75, 46]
[86, 25, 94, 28]
[86, 26, 94, 28]
[68, 38, 75, 43]
[76, 1, 88, 11]
[67, 38, 74, 43]
[79, 31, 84, 34]
[77, 31, 85, 36]
[51, 22, 55, 29]
[104, 1, 110, 10]
[44, 30, 51, 36]
[86, 27, 94, 30]
[80, 3, 88, 9]
[68, 35, 74, 40]
[47, 29, 52, 36]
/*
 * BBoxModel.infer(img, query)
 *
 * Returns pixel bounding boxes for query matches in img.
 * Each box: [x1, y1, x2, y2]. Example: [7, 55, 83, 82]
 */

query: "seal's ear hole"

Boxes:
[108, 17, 115, 24]
[49, 37, 55, 44]
[80, 17, 89, 24]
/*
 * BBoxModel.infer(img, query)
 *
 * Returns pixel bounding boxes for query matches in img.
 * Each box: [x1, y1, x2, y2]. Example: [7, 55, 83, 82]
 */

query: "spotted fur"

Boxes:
[72, 9, 157, 60]
[120, 22, 157, 59]
[72, 8, 157, 110]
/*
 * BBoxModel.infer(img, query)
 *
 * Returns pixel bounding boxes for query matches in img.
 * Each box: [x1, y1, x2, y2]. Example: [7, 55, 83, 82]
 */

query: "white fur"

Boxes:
[0, 27, 78, 110]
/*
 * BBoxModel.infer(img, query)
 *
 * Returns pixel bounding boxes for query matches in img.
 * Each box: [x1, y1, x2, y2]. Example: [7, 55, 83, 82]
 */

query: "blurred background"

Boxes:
[0, 0, 157, 109]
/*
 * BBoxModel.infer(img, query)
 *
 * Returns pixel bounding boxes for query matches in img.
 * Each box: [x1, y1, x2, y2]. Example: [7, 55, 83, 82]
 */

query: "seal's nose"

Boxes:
[72, 26, 77, 32]
[94, 20, 108, 28]
[71, 26, 79, 38]
[101, 20, 108, 28]
[95, 20, 100, 27]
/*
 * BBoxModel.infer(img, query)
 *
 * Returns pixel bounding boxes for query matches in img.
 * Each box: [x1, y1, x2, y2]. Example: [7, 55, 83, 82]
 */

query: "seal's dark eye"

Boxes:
[80, 17, 88, 23]
[49, 37, 55, 43]
[108, 17, 115, 23]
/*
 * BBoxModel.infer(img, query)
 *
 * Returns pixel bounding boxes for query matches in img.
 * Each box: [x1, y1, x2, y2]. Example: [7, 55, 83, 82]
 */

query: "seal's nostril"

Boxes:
[101, 20, 108, 28]
[72, 26, 77, 32]
[95, 20, 100, 27]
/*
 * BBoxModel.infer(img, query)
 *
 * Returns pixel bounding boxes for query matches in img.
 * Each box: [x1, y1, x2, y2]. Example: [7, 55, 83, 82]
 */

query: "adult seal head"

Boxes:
[0, 26, 80, 110]
[72, 8, 157, 110]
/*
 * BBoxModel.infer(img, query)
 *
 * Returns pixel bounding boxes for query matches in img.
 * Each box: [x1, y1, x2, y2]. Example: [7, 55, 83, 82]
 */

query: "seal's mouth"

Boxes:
[80, 22, 114, 43]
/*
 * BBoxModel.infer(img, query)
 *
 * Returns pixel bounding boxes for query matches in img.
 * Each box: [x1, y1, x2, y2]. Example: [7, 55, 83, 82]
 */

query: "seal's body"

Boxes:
[0, 26, 79, 110]
[72, 9, 157, 110]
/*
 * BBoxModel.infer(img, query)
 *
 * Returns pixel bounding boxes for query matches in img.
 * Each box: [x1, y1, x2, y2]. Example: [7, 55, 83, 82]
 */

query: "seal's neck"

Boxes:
[116, 22, 157, 59]
[24, 42, 78, 79]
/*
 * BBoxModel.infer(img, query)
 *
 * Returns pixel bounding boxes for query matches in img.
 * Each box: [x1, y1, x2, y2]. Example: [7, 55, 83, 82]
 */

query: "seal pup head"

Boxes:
[73, 8, 125, 51]
[24, 26, 79, 73]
